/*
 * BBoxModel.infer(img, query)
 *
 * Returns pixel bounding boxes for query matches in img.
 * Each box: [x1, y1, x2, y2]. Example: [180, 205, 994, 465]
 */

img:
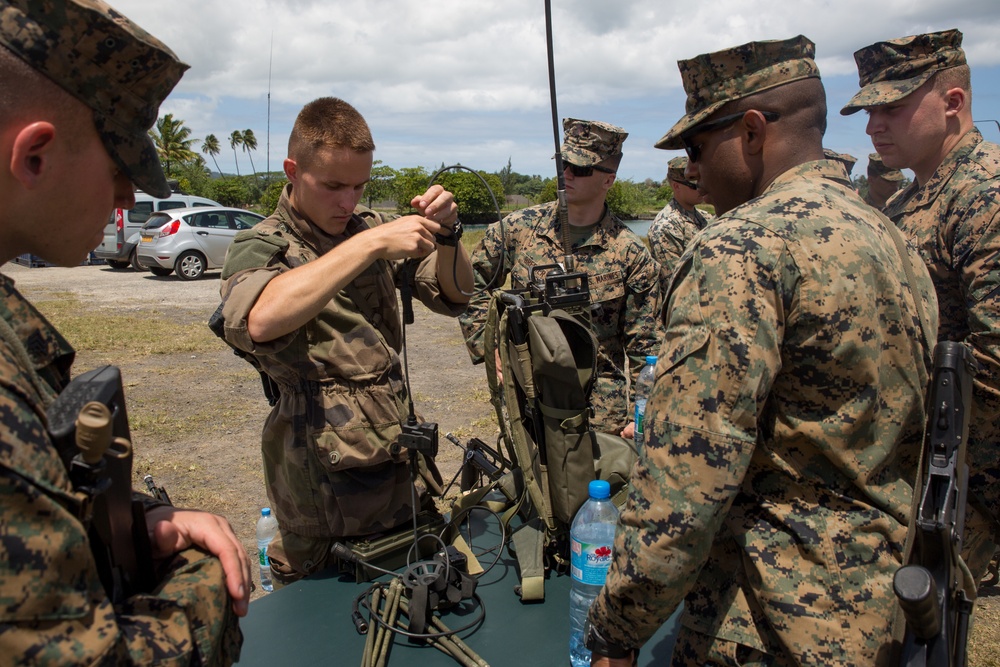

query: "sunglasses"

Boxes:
[673, 178, 698, 190]
[682, 110, 780, 163]
[565, 163, 616, 178]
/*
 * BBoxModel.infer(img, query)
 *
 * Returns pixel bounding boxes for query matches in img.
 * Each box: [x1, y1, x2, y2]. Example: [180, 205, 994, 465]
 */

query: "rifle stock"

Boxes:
[896, 341, 978, 667]
[47, 365, 158, 602]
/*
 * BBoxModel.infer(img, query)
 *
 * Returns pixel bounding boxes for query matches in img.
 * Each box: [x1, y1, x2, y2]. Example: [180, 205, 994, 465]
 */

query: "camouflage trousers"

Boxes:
[670, 627, 784, 667]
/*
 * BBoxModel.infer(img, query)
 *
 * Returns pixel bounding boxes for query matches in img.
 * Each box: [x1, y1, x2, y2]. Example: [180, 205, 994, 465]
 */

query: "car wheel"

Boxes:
[149, 267, 173, 277]
[130, 248, 149, 272]
[107, 260, 130, 270]
[175, 251, 206, 280]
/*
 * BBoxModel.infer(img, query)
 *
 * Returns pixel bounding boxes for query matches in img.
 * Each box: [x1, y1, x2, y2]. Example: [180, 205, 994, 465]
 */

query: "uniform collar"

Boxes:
[888, 128, 983, 215]
[537, 201, 620, 250]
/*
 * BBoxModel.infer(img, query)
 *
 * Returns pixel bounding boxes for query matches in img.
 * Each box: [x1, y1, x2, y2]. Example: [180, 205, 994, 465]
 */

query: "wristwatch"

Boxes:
[434, 218, 463, 246]
[583, 619, 634, 660]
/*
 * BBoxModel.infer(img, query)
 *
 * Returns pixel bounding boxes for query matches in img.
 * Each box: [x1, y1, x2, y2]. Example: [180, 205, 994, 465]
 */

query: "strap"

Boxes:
[510, 517, 547, 601]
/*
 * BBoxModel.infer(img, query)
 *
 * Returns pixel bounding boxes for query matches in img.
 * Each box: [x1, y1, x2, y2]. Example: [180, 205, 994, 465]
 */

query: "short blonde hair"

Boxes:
[288, 97, 374, 169]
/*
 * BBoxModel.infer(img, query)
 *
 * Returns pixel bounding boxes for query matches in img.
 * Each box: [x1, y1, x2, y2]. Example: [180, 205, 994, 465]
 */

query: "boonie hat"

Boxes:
[867, 152, 904, 182]
[666, 156, 689, 182]
[0, 0, 188, 198]
[823, 149, 857, 176]
[841, 29, 965, 116]
[656, 35, 820, 150]
[561, 118, 628, 167]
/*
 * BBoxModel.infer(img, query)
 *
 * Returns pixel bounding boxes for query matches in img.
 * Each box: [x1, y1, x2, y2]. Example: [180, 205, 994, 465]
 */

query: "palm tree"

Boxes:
[150, 113, 196, 178]
[201, 134, 224, 178]
[241, 129, 258, 180]
[229, 130, 243, 177]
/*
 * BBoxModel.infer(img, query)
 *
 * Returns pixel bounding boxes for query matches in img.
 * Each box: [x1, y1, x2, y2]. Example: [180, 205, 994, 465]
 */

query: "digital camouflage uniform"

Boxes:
[822, 148, 857, 178]
[219, 186, 464, 576]
[647, 159, 711, 289]
[864, 152, 904, 209]
[0, 1, 240, 663]
[459, 120, 661, 434]
[0, 276, 241, 665]
[843, 29, 1000, 584]
[590, 36, 939, 666]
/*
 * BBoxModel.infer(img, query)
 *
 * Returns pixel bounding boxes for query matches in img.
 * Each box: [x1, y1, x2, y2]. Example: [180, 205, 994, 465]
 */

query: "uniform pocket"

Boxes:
[310, 385, 403, 473]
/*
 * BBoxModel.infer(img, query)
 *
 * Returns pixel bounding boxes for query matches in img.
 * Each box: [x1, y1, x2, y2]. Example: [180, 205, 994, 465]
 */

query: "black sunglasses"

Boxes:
[682, 110, 780, 163]
[565, 163, 615, 178]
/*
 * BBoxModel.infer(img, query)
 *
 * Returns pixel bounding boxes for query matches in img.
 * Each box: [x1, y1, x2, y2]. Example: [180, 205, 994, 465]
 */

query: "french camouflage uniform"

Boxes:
[589, 36, 939, 666]
[844, 28, 1000, 585]
[460, 118, 661, 434]
[459, 201, 661, 434]
[0, 275, 241, 665]
[219, 186, 464, 573]
[647, 198, 709, 288]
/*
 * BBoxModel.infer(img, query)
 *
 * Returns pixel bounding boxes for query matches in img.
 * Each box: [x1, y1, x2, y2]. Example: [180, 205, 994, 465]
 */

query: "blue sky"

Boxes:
[112, 0, 1000, 183]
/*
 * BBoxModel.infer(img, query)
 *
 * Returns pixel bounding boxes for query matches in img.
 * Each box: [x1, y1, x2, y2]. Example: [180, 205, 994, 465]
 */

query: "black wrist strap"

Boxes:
[584, 620, 636, 661]
[435, 219, 463, 246]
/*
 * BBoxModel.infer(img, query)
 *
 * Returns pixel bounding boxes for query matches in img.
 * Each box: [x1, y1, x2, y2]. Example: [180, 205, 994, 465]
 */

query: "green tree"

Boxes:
[150, 113, 196, 178]
[536, 177, 650, 219]
[496, 157, 514, 194]
[174, 155, 212, 197]
[229, 130, 244, 177]
[242, 129, 258, 179]
[209, 177, 250, 207]
[259, 178, 287, 214]
[201, 134, 224, 178]
[436, 170, 505, 221]
[366, 160, 398, 208]
[394, 166, 430, 214]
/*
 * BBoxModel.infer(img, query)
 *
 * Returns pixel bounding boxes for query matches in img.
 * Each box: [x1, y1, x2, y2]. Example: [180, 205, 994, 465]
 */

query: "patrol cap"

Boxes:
[561, 118, 628, 167]
[0, 0, 189, 198]
[666, 156, 689, 182]
[655, 35, 820, 150]
[841, 29, 966, 116]
[823, 149, 857, 175]
[867, 152, 904, 182]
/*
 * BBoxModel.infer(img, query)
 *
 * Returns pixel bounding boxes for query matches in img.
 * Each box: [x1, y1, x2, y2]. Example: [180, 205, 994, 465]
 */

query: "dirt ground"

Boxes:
[4, 260, 999, 663]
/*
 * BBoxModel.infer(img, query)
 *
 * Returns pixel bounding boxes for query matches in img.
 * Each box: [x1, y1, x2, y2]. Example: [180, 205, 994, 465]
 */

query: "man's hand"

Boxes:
[411, 184, 458, 228]
[146, 506, 251, 617]
[620, 422, 635, 439]
[591, 656, 634, 666]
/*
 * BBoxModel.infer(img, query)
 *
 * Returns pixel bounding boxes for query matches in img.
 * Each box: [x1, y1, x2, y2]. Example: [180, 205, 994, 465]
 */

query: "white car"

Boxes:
[137, 207, 265, 280]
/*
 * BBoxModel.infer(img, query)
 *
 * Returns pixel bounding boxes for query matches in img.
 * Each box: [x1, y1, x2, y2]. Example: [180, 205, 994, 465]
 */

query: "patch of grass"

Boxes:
[33, 294, 217, 358]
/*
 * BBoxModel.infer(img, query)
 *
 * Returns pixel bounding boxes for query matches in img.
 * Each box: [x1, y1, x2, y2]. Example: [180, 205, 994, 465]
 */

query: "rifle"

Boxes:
[895, 341, 978, 667]
[47, 365, 160, 603]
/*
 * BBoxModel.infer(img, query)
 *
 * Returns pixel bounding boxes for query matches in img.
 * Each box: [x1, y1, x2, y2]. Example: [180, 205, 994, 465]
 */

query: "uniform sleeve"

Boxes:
[588, 223, 792, 648]
[0, 388, 240, 666]
[457, 220, 509, 364]
[621, 244, 663, 405]
[409, 250, 471, 318]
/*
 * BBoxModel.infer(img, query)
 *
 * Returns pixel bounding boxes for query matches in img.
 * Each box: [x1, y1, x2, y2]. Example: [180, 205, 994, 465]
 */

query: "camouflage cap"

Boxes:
[0, 0, 189, 198]
[561, 118, 628, 167]
[867, 152, 904, 182]
[840, 29, 965, 116]
[655, 35, 820, 150]
[823, 148, 857, 175]
[666, 156, 689, 182]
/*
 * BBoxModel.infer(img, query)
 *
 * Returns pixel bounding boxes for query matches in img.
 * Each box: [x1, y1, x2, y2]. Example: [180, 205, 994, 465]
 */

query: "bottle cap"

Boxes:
[262, 507, 271, 516]
[645, 355, 657, 365]
[588, 479, 611, 500]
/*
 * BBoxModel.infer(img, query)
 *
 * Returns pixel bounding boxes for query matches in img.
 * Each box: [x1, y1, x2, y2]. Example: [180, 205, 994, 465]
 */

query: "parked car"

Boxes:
[94, 191, 221, 270]
[137, 207, 265, 280]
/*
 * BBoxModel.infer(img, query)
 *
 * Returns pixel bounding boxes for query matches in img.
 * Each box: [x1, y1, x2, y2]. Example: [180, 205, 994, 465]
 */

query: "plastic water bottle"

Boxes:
[256, 507, 278, 593]
[634, 355, 657, 451]
[569, 480, 619, 667]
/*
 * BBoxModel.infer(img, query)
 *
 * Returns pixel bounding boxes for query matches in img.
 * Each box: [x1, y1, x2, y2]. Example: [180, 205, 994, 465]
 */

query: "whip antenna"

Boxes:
[543, 0, 573, 272]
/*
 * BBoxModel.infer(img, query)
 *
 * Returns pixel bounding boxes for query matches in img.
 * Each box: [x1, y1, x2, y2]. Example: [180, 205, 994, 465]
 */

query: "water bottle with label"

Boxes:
[256, 507, 278, 593]
[569, 479, 619, 667]
[634, 355, 657, 451]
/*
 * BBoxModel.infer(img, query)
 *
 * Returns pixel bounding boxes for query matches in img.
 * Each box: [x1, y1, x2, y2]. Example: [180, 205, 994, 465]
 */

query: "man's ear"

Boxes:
[9, 121, 56, 188]
[943, 87, 966, 117]
[283, 157, 298, 183]
[743, 111, 769, 156]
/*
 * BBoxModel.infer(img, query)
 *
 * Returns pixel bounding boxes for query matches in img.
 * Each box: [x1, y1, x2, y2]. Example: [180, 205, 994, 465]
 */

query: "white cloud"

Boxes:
[113, 0, 1000, 179]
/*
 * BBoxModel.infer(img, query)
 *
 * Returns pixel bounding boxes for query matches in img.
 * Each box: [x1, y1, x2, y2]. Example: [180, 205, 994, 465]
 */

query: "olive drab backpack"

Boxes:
[452, 271, 636, 601]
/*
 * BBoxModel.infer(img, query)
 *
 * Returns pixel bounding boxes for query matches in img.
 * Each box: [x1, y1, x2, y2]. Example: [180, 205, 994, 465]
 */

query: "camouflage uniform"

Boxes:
[864, 152, 904, 209]
[589, 36, 938, 666]
[0, 1, 240, 663]
[219, 186, 464, 576]
[843, 29, 1000, 584]
[822, 148, 857, 178]
[647, 201, 709, 287]
[459, 120, 661, 434]
[0, 275, 241, 665]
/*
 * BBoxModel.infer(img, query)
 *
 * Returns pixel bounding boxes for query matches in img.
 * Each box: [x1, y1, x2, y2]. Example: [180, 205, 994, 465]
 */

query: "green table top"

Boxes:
[236, 552, 679, 666]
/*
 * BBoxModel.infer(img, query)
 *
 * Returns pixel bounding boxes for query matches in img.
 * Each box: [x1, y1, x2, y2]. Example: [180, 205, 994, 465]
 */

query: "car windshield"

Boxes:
[142, 212, 174, 230]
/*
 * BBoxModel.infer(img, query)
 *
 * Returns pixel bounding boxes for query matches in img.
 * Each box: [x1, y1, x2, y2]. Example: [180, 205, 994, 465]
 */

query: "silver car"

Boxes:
[137, 207, 265, 280]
